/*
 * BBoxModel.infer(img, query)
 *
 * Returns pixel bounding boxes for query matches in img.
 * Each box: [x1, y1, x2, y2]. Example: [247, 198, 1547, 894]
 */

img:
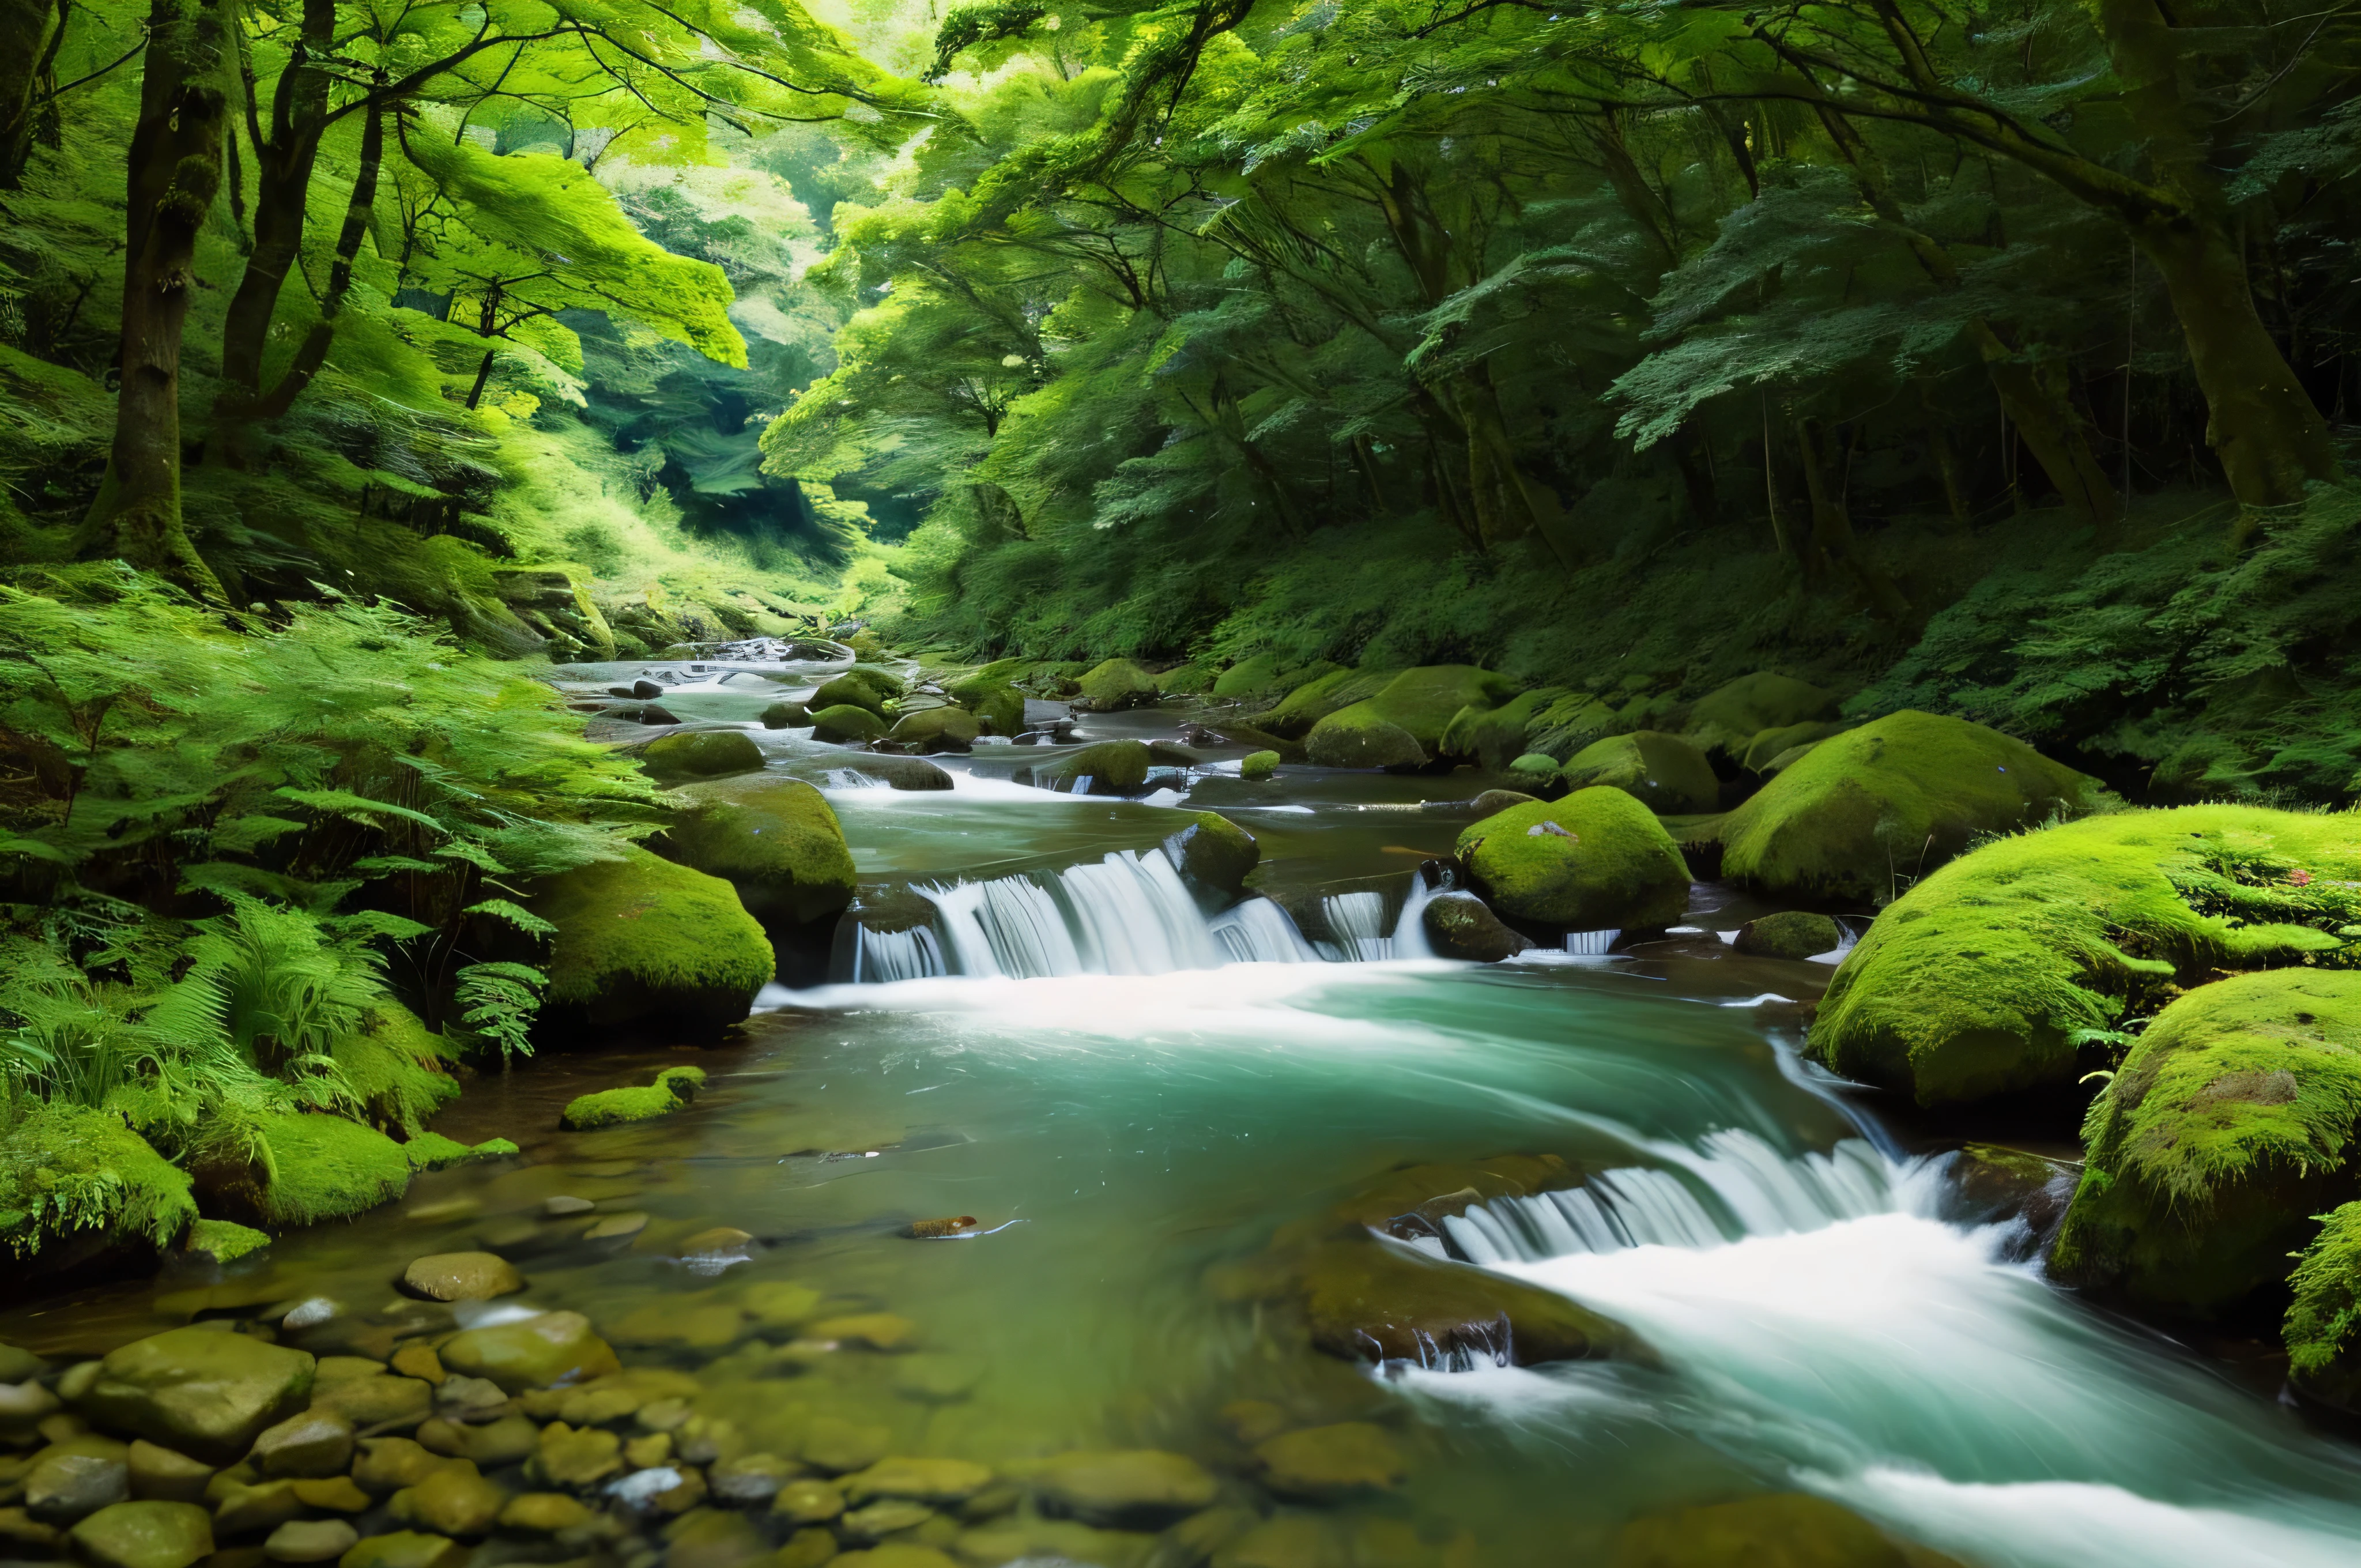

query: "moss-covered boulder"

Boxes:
[1718, 711, 2099, 904]
[1681, 673, 1838, 759]
[759, 701, 810, 730]
[2051, 970, 2361, 1315]
[0, 1103, 195, 1263]
[1811, 805, 2361, 1106]
[640, 730, 764, 782]
[1421, 891, 1533, 962]
[1239, 751, 1279, 781]
[1455, 789, 1689, 932]
[1440, 688, 1564, 772]
[217, 1114, 418, 1227]
[1741, 720, 1851, 774]
[1212, 656, 1289, 701]
[1156, 662, 1215, 696]
[944, 676, 1024, 736]
[1305, 666, 1519, 768]
[884, 707, 980, 753]
[530, 846, 775, 1036]
[1249, 668, 1397, 740]
[809, 704, 888, 745]
[1611, 1493, 1962, 1568]
[561, 1066, 707, 1132]
[1161, 813, 1258, 904]
[1558, 731, 1719, 815]
[1733, 911, 1846, 960]
[658, 775, 855, 930]
[1073, 659, 1160, 712]
[1029, 740, 1151, 794]
[811, 668, 902, 716]
[2286, 1201, 2361, 1412]
[334, 1004, 459, 1137]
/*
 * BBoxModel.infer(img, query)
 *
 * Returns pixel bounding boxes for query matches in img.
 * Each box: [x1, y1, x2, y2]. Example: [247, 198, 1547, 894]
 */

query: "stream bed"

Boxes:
[8, 679, 2361, 1567]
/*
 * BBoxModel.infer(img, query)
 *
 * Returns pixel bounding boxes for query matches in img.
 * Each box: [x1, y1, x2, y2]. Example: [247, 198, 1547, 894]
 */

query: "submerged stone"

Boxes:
[1251, 1423, 1405, 1497]
[560, 1065, 707, 1131]
[437, 1313, 618, 1395]
[639, 730, 764, 782]
[67, 1502, 213, 1568]
[80, 1330, 315, 1465]
[1420, 891, 1532, 962]
[397, 1253, 522, 1303]
[1733, 911, 1845, 960]
[1609, 1492, 1961, 1567]
[1027, 1450, 1217, 1528]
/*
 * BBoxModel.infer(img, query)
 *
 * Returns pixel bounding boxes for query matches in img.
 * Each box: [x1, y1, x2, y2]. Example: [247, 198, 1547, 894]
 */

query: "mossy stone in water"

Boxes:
[663, 775, 857, 929]
[760, 701, 810, 730]
[1733, 911, 1845, 960]
[530, 845, 774, 1036]
[1074, 659, 1161, 711]
[886, 706, 981, 753]
[1026, 1450, 1217, 1528]
[439, 1312, 618, 1395]
[1456, 788, 1689, 932]
[1681, 672, 1838, 759]
[1741, 720, 1850, 774]
[1032, 740, 1150, 794]
[561, 1066, 707, 1131]
[1719, 710, 2099, 904]
[810, 704, 889, 744]
[1212, 656, 1287, 700]
[1239, 750, 1279, 780]
[1611, 1493, 1961, 1567]
[1162, 812, 1258, 902]
[2287, 1200, 2361, 1413]
[1251, 668, 1396, 740]
[333, 1003, 458, 1138]
[1251, 1423, 1404, 1497]
[811, 672, 895, 717]
[0, 1102, 195, 1261]
[1470, 789, 1538, 817]
[1421, 891, 1533, 962]
[2052, 970, 2361, 1316]
[1559, 731, 1719, 815]
[1811, 804, 2361, 1106]
[1304, 708, 1425, 771]
[183, 1220, 269, 1265]
[214, 1114, 418, 1228]
[641, 730, 764, 781]
[68, 1501, 213, 1568]
[944, 676, 1023, 736]
[81, 1328, 315, 1464]
[1440, 688, 1564, 772]
[1305, 666, 1518, 767]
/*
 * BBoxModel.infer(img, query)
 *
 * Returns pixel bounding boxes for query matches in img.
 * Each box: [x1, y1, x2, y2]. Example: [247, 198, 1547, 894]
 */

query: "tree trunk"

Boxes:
[248, 89, 384, 421]
[465, 348, 497, 410]
[1796, 419, 1910, 622]
[0, 0, 63, 190]
[80, 0, 231, 601]
[1971, 323, 2122, 543]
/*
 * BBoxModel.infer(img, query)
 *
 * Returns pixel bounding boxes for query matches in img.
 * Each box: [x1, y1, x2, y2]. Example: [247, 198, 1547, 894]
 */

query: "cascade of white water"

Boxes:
[1391, 877, 1436, 959]
[1061, 850, 1223, 974]
[851, 922, 946, 982]
[1321, 889, 1395, 960]
[923, 875, 1084, 978]
[1563, 928, 1621, 955]
[1208, 898, 1322, 963]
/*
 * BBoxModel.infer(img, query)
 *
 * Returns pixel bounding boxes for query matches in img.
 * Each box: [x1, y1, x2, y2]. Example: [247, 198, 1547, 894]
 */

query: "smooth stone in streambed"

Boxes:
[264, 1520, 358, 1563]
[1733, 910, 1846, 960]
[335, 1532, 469, 1568]
[24, 1440, 130, 1522]
[1028, 1450, 1218, 1528]
[738, 1281, 824, 1332]
[212, 1479, 305, 1536]
[528, 1424, 623, 1491]
[957, 1517, 1156, 1567]
[772, 1526, 838, 1568]
[635, 1397, 694, 1433]
[807, 1314, 915, 1351]
[708, 1452, 801, 1506]
[389, 1463, 505, 1537]
[1420, 889, 1533, 962]
[795, 1416, 892, 1475]
[252, 1410, 354, 1479]
[1610, 1492, 1967, 1567]
[416, 1414, 537, 1467]
[663, 1507, 768, 1568]
[840, 1498, 933, 1541]
[430, 1375, 508, 1422]
[829, 1547, 958, 1568]
[843, 1457, 991, 1503]
[542, 1196, 595, 1217]
[771, 1478, 845, 1524]
[606, 1465, 706, 1517]
[289, 1479, 371, 1514]
[69, 1502, 213, 1568]
[398, 1254, 523, 1303]
[1252, 1422, 1405, 1496]
[679, 1227, 755, 1255]
[80, 1329, 316, 1464]
[308, 1373, 431, 1429]
[436, 1313, 617, 1394]
[0, 1377, 62, 1443]
[0, 1343, 46, 1382]
[127, 1442, 214, 1504]
[612, 1303, 749, 1353]
[387, 1347, 443, 1386]
[351, 1439, 442, 1497]
[497, 1493, 594, 1535]
[583, 1212, 649, 1242]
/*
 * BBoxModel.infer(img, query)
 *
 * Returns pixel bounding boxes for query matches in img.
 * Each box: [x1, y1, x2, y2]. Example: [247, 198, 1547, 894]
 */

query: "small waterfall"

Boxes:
[824, 768, 893, 789]
[1208, 898, 1321, 963]
[924, 876, 1085, 978]
[1392, 875, 1436, 959]
[1564, 928, 1621, 955]
[1321, 889, 1395, 960]
[851, 924, 946, 982]
[1064, 850, 1221, 973]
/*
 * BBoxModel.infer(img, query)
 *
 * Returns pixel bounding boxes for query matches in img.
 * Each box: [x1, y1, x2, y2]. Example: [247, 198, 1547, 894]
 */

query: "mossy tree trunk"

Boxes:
[1796, 417, 1911, 622]
[80, 0, 231, 601]
[0, 0, 64, 190]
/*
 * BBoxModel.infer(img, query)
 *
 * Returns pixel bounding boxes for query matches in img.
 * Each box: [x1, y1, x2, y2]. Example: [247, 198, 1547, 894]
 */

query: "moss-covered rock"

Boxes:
[659, 776, 854, 932]
[759, 701, 810, 730]
[639, 730, 764, 782]
[1421, 891, 1533, 962]
[2286, 1200, 2361, 1412]
[207, 1114, 417, 1228]
[1157, 662, 1215, 696]
[438, 1312, 618, 1394]
[2051, 970, 2361, 1315]
[1681, 673, 1838, 759]
[1719, 711, 2100, 904]
[1161, 813, 1258, 904]
[1440, 688, 1565, 772]
[1073, 659, 1160, 712]
[1611, 1493, 1962, 1568]
[1030, 740, 1151, 794]
[781, 753, 952, 791]
[1239, 751, 1279, 781]
[809, 704, 888, 744]
[944, 677, 1024, 736]
[0, 1103, 195, 1261]
[1212, 656, 1288, 701]
[334, 1004, 459, 1137]
[1733, 911, 1846, 960]
[1305, 666, 1519, 768]
[884, 706, 980, 753]
[811, 671, 898, 717]
[1455, 789, 1690, 932]
[530, 846, 776, 1036]
[183, 1219, 270, 1265]
[1559, 731, 1719, 815]
[1811, 805, 2361, 1106]
[560, 1066, 708, 1132]
[81, 1327, 315, 1464]
[1304, 709, 1426, 771]
[1525, 693, 1621, 760]
[1249, 668, 1397, 740]
[1741, 720, 1851, 774]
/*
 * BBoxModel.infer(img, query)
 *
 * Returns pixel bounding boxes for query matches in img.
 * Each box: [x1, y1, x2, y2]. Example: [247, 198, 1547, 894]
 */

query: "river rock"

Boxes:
[2288, 1200, 2361, 1414]
[560, 1066, 706, 1132]
[1456, 788, 1689, 932]
[527, 846, 775, 1037]
[398, 1253, 523, 1303]
[127, 1442, 213, 1503]
[1717, 711, 2098, 904]
[1611, 1492, 1962, 1567]
[1029, 740, 1151, 794]
[794, 1416, 891, 1475]
[1681, 672, 1838, 760]
[1239, 750, 1280, 780]
[1252, 1423, 1404, 1497]
[350, 1439, 442, 1497]
[24, 1438, 130, 1521]
[606, 1464, 705, 1516]
[80, 1329, 316, 1465]
[289, 1478, 370, 1514]
[497, 1492, 595, 1535]
[810, 704, 889, 744]
[337, 1532, 469, 1568]
[1072, 659, 1160, 713]
[662, 1506, 768, 1568]
[1162, 813, 1259, 904]
[250, 1411, 353, 1479]
[1733, 911, 1845, 959]
[1027, 1450, 1217, 1528]
[527, 1423, 623, 1491]
[839, 1498, 933, 1541]
[211, 1478, 304, 1536]
[68, 1502, 213, 1568]
[808, 1313, 915, 1351]
[813, 670, 901, 717]
[771, 1478, 844, 1524]
[945, 676, 1025, 737]
[263, 1520, 357, 1563]
[1304, 711, 1426, 771]
[1558, 731, 1720, 815]
[785, 753, 952, 791]
[708, 1452, 802, 1506]
[885, 707, 980, 753]
[389, 1462, 504, 1537]
[417, 1414, 535, 1467]
[662, 775, 858, 930]
[760, 701, 810, 729]
[0, 1377, 61, 1446]
[308, 1372, 432, 1430]
[639, 730, 765, 782]
[843, 1457, 991, 1504]
[1420, 891, 1533, 962]
[437, 1313, 618, 1394]
[1305, 667, 1518, 769]
[830, 1547, 957, 1568]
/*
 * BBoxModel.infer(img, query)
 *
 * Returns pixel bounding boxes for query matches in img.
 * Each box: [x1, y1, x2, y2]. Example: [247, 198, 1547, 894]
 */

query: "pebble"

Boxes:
[126, 1442, 213, 1504]
[211, 1479, 304, 1536]
[623, 1433, 673, 1470]
[1253, 1421, 1406, 1496]
[288, 1477, 371, 1514]
[584, 1212, 650, 1242]
[843, 1457, 992, 1505]
[251, 1411, 355, 1479]
[771, 1478, 844, 1524]
[634, 1397, 693, 1433]
[388, 1345, 446, 1385]
[677, 1227, 755, 1254]
[26, 1445, 130, 1522]
[352, 1439, 442, 1496]
[337, 1532, 469, 1568]
[708, 1453, 801, 1506]
[279, 1299, 340, 1332]
[1027, 1450, 1219, 1529]
[263, 1520, 358, 1563]
[432, 1375, 510, 1422]
[840, 1499, 933, 1541]
[499, 1492, 595, 1534]
[0, 1379, 62, 1445]
[544, 1196, 595, 1216]
[529, 1423, 623, 1491]
[399, 1253, 523, 1302]
[389, 1463, 506, 1537]
[69, 1500, 214, 1568]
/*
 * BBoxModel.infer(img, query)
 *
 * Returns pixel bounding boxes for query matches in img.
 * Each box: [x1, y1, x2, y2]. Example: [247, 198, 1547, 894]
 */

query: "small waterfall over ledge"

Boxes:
[833, 849, 1435, 982]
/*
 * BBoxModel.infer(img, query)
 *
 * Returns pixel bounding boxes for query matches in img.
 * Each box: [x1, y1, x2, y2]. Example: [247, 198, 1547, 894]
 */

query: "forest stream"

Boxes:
[7, 659, 2361, 1568]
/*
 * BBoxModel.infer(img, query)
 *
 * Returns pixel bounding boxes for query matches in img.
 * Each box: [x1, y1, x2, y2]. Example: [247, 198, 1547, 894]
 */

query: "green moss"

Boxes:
[1440, 688, 1566, 772]
[1740, 720, 1851, 774]
[663, 775, 858, 928]
[334, 1003, 461, 1137]
[2052, 970, 2361, 1314]
[1682, 672, 1838, 758]
[1559, 731, 1719, 814]
[1163, 812, 1259, 901]
[1719, 711, 2100, 904]
[1212, 655, 1288, 700]
[0, 1103, 195, 1258]
[1075, 658, 1161, 710]
[1455, 787, 1690, 930]
[945, 676, 1024, 735]
[1250, 667, 1398, 739]
[812, 671, 897, 717]
[1734, 911, 1847, 960]
[530, 845, 776, 1034]
[184, 1218, 270, 1264]
[1303, 706, 1427, 770]
[809, 704, 889, 743]
[2286, 1200, 2361, 1408]
[401, 1133, 518, 1170]
[1812, 804, 2361, 1106]
[1032, 740, 1151, 793]
[1240, 750, 1280, 780]
[641, 730, 765, 780]
[761, 701, 811, 729]
[1157, 662, 1215, 695]
[971, 658, 1036, 686]
[562, 1065, 708, 1131]
[1525, 693, 1622, 760]
[242, 1113, 418, 1227]
[1509, 753, 1559, 782]
[885, 706, 982, 752]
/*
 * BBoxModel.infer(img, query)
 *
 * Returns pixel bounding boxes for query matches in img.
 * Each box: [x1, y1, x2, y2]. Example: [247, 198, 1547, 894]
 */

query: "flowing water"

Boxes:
[8, 679, 2361, 1566]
